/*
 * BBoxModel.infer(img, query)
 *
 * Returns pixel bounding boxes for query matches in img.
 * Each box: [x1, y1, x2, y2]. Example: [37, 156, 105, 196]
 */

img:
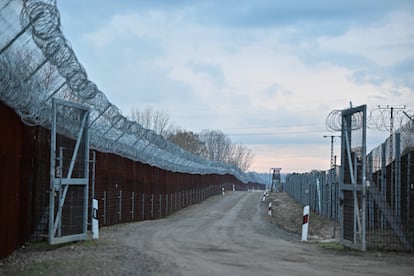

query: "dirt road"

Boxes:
[1, 191, 413, 275]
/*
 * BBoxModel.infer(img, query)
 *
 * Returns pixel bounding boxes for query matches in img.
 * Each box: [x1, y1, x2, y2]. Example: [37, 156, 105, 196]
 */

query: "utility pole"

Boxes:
[378, 105, 406, 211]
[378, 105, 406, 163]
[323, 135, 340, 169]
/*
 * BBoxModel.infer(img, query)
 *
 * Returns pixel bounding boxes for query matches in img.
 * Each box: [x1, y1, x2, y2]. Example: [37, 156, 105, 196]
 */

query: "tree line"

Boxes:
[130, 108, 255, 172]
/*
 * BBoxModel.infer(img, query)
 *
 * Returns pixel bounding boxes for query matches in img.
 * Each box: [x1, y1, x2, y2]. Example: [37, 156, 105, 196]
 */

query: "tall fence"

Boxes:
[285, 128, 414, 252]
[96, 187, 219, 226]
[1, 101, 264, 259]
[0, 0, 256, 182]
[285, 168, 340, 221]
[0, 0, 265, 259]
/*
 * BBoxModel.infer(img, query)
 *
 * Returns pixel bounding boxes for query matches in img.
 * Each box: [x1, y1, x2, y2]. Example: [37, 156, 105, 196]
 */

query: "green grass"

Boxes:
[23, 241, 69, 251]
[23, 238, 100, 251]
[21, 260, 61, 276]
[317, 241, 346, 250]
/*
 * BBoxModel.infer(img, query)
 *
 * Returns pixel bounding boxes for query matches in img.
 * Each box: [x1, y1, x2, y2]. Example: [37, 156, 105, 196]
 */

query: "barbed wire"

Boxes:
[325, 109, 365, 132]
[326, 107, 414, 132]
[325, 106, 414, 163]
[0, 0, 255, 183]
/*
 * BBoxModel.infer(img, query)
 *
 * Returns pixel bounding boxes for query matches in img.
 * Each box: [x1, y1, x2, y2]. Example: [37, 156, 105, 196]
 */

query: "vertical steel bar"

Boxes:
[142, 194, 145, 220]
[159, 194, 162, 218]
[119, 190, 122, 222]
[57, 147, 63, 238]
[131, 192, 135, 221]
[103, 191, 107, 226]
[361, 105, 367, 251]
[381, 142, 386, 230]
[395, 133, 401, 224]
[368, 153, 374, 231]
[83, 109, 90, 236]
[90, 151, 96, 228]
[166, 194, 168, 216]
[151, 194, 154, 219]
[49, 99, 57, 243]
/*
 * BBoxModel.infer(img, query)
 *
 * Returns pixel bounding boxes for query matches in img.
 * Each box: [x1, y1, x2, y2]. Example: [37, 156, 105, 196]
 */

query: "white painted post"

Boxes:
[92, 199, 99, 239]
[268, 202, 272, 216]
[222, 187, 225, 196]
[301, 205, 310, 241]
[232, 184, 235, 191]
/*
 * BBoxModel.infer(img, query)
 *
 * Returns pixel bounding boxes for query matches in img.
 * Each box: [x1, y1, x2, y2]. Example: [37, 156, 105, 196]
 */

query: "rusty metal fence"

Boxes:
[0, 0, 265, 259]
[96, 186, 220, 227]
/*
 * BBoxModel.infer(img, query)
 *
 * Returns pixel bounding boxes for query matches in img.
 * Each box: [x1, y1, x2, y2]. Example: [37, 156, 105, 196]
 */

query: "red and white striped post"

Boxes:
[92, 198, 99, 239]
[301, 205, 310, 241]
[268, 202, 272, 216]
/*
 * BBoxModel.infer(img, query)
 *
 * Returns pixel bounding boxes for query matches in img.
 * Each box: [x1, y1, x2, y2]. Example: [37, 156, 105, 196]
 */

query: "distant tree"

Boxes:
[199, 130, 255, 172]
[167, 129, 206, 156]
[130, 107, 173, 138]
[129, 108, 255, 171]
[199, 130, 232, 163]
[230, 143, 255, 172]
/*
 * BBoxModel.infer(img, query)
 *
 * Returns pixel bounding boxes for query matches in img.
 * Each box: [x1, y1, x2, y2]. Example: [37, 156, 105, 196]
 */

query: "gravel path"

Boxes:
[1, 191, 413, 275]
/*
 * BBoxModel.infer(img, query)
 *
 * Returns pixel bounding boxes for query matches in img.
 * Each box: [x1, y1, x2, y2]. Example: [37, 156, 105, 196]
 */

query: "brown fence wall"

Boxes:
[0, 101, 264, 259]
[0, 103, 34, 260]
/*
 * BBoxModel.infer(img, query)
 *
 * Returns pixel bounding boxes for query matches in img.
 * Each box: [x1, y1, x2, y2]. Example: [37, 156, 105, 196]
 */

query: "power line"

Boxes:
[222, 123, 324, 131]
[225, 129, 327, 136]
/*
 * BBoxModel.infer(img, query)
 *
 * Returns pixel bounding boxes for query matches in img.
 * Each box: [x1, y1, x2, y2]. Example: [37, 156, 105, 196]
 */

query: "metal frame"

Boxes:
[339, 104, 367, 251]
[269, 168, 282, 192]
[49, 98, 90, 244]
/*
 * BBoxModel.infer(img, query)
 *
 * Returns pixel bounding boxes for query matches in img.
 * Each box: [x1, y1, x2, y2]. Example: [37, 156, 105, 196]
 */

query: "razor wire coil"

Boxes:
[0, 0, 254, 183]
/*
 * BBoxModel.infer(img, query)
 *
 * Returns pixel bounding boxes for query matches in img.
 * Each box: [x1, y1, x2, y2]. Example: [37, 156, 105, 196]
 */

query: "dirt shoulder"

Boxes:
[263, 192, 338, 241]
[1, 191, 413, 276]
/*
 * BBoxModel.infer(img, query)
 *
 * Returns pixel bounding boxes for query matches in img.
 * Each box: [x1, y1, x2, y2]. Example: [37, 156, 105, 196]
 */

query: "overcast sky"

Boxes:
[57, 0, 414, 173]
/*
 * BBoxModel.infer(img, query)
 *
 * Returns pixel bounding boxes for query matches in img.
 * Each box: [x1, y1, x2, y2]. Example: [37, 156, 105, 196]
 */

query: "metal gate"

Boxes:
[339, 104, 367, 251]
[49, 98, 90, 244]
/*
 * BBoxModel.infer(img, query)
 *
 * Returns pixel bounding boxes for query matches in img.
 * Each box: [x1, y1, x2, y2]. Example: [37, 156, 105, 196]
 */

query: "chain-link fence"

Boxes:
[285, 118, 414, 252]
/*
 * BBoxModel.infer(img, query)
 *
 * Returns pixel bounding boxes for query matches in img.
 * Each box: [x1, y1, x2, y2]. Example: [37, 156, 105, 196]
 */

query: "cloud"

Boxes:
[189, 62, 226, 88]
[57, 0, 414, 172]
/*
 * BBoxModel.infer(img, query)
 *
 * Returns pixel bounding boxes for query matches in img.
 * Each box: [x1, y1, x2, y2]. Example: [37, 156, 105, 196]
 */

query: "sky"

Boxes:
[56, 0, 414, 173]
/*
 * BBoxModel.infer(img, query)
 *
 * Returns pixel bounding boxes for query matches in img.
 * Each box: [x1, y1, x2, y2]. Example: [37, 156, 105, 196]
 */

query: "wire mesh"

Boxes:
[287, 109, 413, 252]
[0, 0, 259, 184]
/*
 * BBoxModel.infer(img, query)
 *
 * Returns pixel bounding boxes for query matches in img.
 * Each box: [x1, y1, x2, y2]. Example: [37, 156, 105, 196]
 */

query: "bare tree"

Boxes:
[167, 129, 206, 156]
[128, 108, 255, 171]
[130, 107, 173, 138]
[231, 143, 255, 172]
[199, 129, 255, 172]
[199, 130, 231, 162]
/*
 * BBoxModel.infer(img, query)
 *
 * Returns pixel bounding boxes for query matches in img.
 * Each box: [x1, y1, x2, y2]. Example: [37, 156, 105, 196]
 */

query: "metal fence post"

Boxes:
[131, 192, 135, 221]
[142, 194, 145, 220]
[166, 194, 169, 216]
[395, 133, 401, 224]
[159, 194, 162, 218]
[103, 191, 107, 226]
[119, 190, 122, 222]
[151, 194, 154, 219]
[381, 142, 386, 230]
